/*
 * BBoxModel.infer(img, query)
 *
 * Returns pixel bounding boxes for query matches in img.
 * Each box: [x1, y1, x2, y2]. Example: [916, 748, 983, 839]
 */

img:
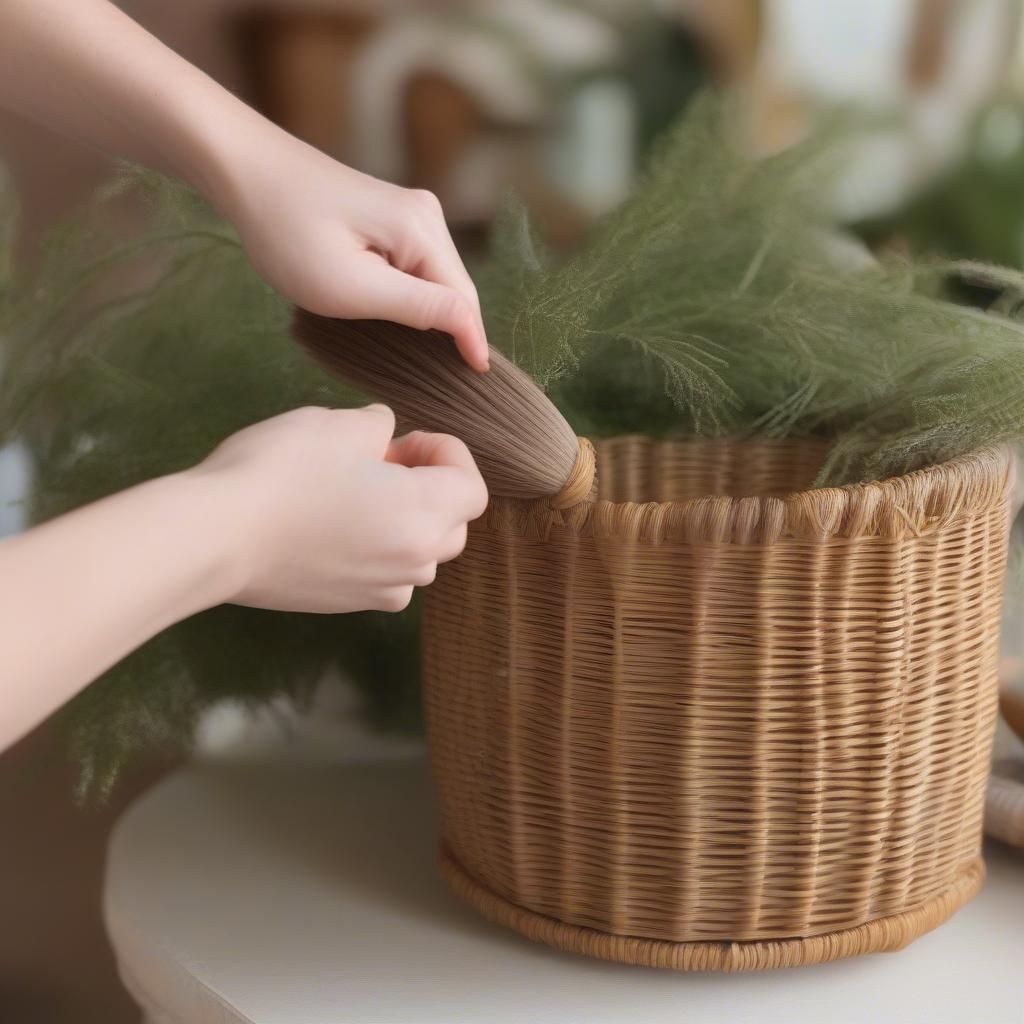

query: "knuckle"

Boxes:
[379, 586, 415, 613]
[361, 401, 396, 426]
[390, 521, 432, 566]
[421, 289, 471, 333]
[406, 310, 431, 332]
[412, 563, 438, 588]
[444, 434, 472, 460]
[445, 524, 469, 561]
[289, 406, 333, 431]
[348, 402, 396, 441]
[408, 188, 442, 215]
[470, 479, 490, 518]
[448, 293, 474, 325]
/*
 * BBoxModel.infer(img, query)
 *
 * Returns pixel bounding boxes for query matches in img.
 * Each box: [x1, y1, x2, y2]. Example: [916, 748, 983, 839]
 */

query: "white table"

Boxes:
[105, 707, 1024, 1024]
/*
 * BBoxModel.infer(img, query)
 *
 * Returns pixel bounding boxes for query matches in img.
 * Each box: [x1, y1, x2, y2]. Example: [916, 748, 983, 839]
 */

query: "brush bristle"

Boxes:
[291, 310, 581, 500]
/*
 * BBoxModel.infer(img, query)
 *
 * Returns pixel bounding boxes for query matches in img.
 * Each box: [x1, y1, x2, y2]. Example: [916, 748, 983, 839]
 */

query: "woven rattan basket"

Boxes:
[423, 436, 1013, 971]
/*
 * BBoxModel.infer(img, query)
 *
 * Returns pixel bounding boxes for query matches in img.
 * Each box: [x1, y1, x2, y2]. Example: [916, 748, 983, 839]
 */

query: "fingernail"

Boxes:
[365, 402, 391, 415]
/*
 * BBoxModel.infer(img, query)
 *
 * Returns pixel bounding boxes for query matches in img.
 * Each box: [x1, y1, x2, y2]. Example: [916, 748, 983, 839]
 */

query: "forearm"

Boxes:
[0, 472, 237, 749]
[0, 0, 489, 365]
[0, 0, 266, 207]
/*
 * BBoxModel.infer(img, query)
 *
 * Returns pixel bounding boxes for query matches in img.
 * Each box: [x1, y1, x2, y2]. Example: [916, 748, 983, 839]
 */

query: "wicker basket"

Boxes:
[422, 436, 1013, 970]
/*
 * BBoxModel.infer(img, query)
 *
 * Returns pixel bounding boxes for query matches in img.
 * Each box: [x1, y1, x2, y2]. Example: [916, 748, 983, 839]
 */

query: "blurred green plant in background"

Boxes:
[0, 173, 423, 795]
[861, 98, 1024, 271]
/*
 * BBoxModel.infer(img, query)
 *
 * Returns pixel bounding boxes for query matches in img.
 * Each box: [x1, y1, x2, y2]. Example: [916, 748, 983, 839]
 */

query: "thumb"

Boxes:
[331, 402, 396, 456]
[347, 258, 489, 371]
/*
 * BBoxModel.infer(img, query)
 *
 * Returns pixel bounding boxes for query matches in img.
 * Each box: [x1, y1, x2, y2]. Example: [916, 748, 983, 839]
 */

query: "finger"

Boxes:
[349, 256, 489, 372]
[386, 431, 477, 473]
[389, 189, 483, 316]
[370, 585, 415, 614]
[417, 251, 488, 369]
[403, 217, 485, 325]
[415, 465, 489, 524]
[387, 433, 488, 522]
[409, 562, 438, 588]
[437, 523, 469, 564]
[334, 403, 396, 455]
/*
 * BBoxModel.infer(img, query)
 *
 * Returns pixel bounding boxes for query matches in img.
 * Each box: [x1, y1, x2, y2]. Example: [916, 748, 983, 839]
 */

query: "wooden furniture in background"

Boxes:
[238, 10, 378, 162]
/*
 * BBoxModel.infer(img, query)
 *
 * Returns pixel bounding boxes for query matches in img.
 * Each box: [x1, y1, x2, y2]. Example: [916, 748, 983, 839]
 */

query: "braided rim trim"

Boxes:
[439, 846, 984, 972]
[487, 442, 1013, 543]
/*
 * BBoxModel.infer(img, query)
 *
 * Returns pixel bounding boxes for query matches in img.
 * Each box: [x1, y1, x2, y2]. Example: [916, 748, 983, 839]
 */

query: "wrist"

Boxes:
[176, 96, 291, 223]
[145, 469, 252, 614]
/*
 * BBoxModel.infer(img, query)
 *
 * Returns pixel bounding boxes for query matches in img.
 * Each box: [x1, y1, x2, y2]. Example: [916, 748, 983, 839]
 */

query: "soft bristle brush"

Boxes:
[291, 310, 594, 504]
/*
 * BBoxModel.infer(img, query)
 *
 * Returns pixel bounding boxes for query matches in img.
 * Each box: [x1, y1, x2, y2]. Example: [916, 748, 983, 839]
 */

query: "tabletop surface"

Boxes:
[104, 705, 1024, 1024]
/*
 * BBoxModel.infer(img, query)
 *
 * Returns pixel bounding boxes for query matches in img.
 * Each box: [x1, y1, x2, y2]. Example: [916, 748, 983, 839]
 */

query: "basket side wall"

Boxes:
[422, 502, 1007, 943]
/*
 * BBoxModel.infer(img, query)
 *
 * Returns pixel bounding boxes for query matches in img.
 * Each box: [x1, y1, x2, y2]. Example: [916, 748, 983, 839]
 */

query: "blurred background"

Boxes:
[3, 0, 1024, 1020]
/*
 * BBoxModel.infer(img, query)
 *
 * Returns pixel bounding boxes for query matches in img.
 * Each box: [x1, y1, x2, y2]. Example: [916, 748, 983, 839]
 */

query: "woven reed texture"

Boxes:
[422, 437, 1012, 961]
[439, 846, 985, 971]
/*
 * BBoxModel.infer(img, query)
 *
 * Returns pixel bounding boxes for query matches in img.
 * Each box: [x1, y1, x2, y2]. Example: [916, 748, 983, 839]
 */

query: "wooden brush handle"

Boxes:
[291, 310, 595, 503]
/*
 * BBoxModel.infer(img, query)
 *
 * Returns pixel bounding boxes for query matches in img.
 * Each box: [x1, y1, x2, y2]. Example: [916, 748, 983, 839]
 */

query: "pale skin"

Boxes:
[0, 0, 490, 751]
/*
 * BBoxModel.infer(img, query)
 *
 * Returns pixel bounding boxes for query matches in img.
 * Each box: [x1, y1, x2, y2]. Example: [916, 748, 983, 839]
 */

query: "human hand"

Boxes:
[0, 0, 488, 369]
[189, 404, 488, 614]
[212, 126, 489, 371]
[0, 403, 487, 745]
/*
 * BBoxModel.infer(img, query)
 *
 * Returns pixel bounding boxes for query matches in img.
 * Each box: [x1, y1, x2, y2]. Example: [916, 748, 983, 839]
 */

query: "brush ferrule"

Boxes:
[549, 437, 597, 509]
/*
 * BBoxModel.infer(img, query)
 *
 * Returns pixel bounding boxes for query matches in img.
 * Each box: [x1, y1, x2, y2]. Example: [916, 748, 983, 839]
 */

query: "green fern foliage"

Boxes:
[478, 94, 1024, 482]
[0, 170, 422, 795]
[6, 95, 1024, 790]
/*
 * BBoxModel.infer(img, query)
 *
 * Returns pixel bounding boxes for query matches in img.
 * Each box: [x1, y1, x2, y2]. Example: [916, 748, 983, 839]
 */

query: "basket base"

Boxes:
[439, 845, 985, 972]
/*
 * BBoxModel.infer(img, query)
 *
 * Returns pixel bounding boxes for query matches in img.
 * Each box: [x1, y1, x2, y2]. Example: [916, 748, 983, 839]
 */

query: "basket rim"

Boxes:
[486, 440, 1014, 543]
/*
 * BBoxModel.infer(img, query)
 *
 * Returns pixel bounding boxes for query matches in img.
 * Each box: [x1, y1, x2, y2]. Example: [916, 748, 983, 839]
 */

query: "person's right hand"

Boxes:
[188, 404, 488, 614]
[216, 134, 490, 371]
